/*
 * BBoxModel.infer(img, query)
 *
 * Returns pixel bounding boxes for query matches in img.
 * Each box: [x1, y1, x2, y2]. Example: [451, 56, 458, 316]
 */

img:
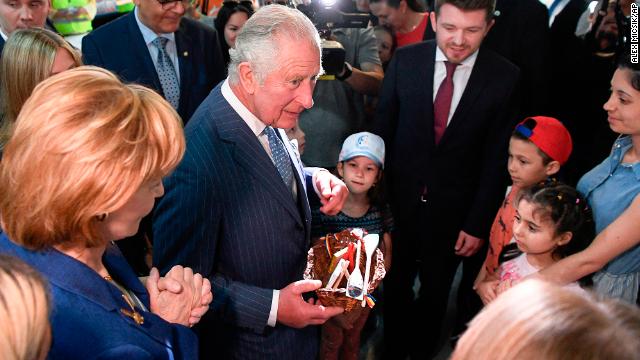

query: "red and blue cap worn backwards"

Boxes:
[515, 116, 573, 165]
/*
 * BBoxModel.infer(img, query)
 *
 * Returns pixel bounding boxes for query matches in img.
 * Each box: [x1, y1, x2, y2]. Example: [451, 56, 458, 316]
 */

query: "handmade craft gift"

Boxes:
[303, 229, 386, 312]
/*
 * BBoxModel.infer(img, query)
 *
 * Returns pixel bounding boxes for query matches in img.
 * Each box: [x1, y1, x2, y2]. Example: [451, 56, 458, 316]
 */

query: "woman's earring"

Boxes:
[96, 213, 109, 222]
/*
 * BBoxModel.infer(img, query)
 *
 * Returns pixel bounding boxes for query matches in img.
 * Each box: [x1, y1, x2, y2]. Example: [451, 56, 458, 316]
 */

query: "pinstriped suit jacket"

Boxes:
[153, 84, 319, 359]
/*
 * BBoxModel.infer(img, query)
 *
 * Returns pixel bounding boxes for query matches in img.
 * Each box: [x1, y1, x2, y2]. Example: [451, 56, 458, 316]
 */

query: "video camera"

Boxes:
[289, 0, 370, 75]
[586, 0, 631, 59]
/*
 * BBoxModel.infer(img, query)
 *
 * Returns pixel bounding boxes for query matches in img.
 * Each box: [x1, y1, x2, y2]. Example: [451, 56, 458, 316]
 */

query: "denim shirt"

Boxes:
[577, 136, 640, 275]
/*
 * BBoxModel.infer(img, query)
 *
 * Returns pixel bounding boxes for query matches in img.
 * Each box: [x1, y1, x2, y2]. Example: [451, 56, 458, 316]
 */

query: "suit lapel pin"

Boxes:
[183, 51, 189, 57]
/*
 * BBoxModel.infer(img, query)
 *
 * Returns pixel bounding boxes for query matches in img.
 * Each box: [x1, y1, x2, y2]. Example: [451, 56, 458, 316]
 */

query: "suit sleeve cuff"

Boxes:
[267, 289, 279, 327]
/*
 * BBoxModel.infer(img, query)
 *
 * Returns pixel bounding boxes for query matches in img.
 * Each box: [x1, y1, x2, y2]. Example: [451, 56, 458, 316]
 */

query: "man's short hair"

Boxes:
[227, 4, 321, 85]
[434, 0, 496, 21]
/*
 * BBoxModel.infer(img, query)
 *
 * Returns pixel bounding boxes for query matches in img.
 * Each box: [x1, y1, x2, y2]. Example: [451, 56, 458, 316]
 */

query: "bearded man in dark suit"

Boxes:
[374, 0, 521, 357]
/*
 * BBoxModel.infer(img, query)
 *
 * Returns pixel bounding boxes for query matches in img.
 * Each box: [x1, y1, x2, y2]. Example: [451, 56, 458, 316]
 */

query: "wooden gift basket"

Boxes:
[303, 229, 386, 312]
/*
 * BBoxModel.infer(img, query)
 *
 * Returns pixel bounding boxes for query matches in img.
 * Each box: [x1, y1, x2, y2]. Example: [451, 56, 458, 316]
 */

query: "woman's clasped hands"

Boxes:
[146, 265, 213, 327]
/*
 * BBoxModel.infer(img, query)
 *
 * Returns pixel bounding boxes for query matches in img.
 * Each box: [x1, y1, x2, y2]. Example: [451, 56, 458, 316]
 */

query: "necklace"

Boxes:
[104, 274, 145, 325]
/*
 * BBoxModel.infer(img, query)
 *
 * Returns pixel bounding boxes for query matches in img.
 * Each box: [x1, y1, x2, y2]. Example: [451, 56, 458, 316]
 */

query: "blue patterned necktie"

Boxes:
[152, 37, 180, 110]
[265, 126, 294, 190]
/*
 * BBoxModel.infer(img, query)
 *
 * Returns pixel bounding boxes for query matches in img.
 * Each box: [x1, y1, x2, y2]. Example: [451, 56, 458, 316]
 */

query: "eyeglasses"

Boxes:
[157, 0, 191, 9]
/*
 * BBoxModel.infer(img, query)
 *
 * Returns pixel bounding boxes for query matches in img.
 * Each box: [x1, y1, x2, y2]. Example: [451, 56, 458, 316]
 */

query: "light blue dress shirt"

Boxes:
[134, 6, 181, 84]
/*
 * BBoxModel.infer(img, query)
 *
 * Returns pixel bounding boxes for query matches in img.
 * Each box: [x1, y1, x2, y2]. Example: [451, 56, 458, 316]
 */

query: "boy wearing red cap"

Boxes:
[474, 116, 573, 304]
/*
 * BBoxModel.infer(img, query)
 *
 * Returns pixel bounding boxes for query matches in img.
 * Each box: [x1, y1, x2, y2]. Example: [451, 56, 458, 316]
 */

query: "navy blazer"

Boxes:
[374, 40, 520, 243]
[81, 12, 225, 123]
[0, 233, 198, 360]
[483, 0, 551, 116]
[153, 84, 319, 359]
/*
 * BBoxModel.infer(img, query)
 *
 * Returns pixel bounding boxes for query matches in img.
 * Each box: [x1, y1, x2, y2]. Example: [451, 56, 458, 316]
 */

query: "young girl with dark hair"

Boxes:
[496, 182, 594, 295]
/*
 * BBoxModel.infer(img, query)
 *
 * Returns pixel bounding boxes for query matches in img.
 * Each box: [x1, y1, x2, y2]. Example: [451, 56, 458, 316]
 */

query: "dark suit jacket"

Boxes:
[0, 37, 4, 54]
[152, 84, 318, 359]
[548, 0, 595, 185]
[374, 40, 520, 249]
[0, 233, 198, 359]
[81, 12, 225, 123]
[484, 0, 550, 116]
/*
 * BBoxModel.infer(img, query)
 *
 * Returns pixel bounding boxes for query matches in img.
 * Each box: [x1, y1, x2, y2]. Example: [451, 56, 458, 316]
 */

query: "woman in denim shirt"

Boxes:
[533, 56, 640, 303]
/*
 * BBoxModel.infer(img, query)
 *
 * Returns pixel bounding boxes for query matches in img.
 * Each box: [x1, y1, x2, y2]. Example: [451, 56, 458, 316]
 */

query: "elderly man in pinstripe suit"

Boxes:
[152, 5, 348, 359]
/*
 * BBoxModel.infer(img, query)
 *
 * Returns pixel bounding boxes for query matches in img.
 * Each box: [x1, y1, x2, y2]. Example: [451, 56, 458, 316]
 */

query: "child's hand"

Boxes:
[474, 279, 499, 305]
[496, 279, 516, 295]
[382, 232, 392, 272]
[383, 251, 392, 272]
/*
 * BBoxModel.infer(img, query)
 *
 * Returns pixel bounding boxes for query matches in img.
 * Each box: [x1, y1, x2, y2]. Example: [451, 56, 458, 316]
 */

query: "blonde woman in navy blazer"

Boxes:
[0, 67, 211, 359]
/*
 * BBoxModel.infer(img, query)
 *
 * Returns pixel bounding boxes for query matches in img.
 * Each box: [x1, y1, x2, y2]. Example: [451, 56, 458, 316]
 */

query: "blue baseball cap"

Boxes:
[338, 132, 385, 168]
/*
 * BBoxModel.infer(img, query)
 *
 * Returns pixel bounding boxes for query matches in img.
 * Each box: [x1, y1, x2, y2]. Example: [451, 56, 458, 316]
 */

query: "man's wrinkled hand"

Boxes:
[147, 266, 193, 326]
[277, 279, 344, 328]
[454, 231, 484, 257]
[315, 170, 348, 216]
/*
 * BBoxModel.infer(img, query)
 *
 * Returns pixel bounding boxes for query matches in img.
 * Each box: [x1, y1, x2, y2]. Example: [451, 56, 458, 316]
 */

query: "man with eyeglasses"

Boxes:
[82, 0, 226, 123]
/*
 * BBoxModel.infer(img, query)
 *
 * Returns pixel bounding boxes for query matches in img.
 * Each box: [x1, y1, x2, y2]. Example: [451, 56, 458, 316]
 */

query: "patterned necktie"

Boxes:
[152, 37, 180, 110]
[433, 61, 458, 145]
[265, 126, 294, 191]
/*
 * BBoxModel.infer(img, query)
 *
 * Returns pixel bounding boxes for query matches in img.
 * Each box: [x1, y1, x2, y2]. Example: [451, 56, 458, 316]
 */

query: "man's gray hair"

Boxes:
[227, 4, 322, 85]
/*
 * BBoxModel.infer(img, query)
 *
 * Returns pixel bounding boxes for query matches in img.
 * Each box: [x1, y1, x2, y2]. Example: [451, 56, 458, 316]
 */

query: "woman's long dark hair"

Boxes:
[214, 1, 254, 65]
[618, 53, 640, 91]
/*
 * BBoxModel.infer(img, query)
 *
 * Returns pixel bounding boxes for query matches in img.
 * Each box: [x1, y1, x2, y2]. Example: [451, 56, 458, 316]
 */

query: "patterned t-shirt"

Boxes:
[499, 253, 538, 282]
[311, 204, 394, 239]
[485, 186, 519, 275]
[499, 253, 583, 291]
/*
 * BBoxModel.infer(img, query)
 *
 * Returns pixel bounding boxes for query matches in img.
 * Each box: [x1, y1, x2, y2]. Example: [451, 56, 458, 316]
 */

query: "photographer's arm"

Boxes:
[340, 61, 384, 96]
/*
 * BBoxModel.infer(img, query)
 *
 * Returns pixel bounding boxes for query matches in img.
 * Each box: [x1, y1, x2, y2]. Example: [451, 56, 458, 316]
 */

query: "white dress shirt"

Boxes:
[222, 80, 270, 153]
[539, 0, 570, 26]
[134, 7, 181, 84]
[432, 46, 479, 126]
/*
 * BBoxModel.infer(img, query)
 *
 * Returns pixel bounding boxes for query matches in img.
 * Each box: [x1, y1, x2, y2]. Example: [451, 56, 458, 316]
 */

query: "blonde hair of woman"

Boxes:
[0, 254, 51, 360]
[452, 280, 640, 360]
[0, 28, 81, 150]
